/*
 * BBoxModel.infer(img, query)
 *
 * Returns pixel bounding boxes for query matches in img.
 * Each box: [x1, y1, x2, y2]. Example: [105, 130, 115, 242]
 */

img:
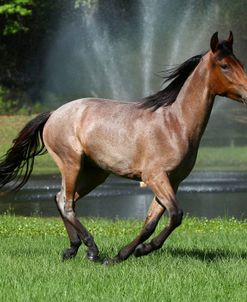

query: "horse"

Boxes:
[1, 32, 247, 264]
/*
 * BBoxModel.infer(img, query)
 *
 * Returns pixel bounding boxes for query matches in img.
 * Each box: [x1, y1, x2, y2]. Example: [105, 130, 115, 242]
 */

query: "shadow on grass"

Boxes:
[167, 247, 247, 262]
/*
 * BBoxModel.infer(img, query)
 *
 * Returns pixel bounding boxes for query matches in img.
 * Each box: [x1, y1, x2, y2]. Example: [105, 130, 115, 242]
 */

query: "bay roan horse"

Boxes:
[1, 32, 247, 264]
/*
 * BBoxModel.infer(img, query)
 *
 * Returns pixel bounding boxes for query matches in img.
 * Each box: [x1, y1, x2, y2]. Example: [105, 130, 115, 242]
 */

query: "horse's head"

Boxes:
[208, 31, 247, 104]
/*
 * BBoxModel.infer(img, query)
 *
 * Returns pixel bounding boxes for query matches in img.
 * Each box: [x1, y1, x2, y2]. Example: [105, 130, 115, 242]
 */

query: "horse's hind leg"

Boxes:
[55, 190, 81, 260]
[73, 166, 109, 260]
[55, 163, 109, 261]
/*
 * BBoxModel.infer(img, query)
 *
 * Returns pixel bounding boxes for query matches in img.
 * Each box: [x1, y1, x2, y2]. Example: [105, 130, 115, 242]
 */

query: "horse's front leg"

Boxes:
[134, 173, 183, 257]
[109, 195, 165, 263]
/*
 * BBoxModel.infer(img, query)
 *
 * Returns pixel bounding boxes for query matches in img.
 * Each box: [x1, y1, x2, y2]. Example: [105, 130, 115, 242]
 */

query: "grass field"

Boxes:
[1, 115, 247, 174]
[0, 215, 246, 302]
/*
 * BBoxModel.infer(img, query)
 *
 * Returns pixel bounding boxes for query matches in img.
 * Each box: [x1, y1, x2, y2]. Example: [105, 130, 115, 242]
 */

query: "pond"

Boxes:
[0, 171, 247, 219]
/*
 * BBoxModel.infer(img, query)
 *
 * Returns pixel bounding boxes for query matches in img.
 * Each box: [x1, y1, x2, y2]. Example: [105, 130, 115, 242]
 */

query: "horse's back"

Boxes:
[44, 97, 138, 136]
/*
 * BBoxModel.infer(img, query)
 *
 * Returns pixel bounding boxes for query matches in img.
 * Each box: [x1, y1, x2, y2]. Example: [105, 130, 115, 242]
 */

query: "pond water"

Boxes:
[0, 172, 247, 219]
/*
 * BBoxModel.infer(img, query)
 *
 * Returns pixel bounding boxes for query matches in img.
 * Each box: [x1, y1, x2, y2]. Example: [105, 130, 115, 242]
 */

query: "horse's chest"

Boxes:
[170, 147, 198, 184]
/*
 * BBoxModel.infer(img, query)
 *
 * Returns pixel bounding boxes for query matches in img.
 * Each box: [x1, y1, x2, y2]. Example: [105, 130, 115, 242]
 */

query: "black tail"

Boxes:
[0, 112, 51, 191]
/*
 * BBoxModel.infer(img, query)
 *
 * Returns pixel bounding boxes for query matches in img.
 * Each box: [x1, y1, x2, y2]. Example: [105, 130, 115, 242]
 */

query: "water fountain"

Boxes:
[43, 1, 242, 101]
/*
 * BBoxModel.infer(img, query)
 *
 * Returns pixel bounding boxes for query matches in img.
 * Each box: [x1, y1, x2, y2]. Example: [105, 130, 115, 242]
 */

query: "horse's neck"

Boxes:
[171, 61, 215, 145]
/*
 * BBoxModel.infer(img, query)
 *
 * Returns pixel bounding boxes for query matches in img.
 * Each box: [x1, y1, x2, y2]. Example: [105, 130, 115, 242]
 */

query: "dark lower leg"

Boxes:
[70, 168, 109, 260]
[62, 234, 82, 260]
[55, 188, 100, 261]
[61, 218, 83, 260]
[134, 208, 183, 257]
[54, 194, 81, 260]
[113, 219, 159, 262]
[112, 197, 165, 262]
[67, 213, 99, 261]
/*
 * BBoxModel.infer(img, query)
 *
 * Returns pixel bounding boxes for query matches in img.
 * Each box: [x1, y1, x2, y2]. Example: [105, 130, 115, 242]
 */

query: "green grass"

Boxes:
[0, 215, 246, 302]
[1, 115, 247, 173]
[197, 146, 247, 171]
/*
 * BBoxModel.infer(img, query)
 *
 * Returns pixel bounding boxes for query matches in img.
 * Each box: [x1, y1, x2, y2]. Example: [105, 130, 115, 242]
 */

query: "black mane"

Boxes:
[139, 54, 203, 111]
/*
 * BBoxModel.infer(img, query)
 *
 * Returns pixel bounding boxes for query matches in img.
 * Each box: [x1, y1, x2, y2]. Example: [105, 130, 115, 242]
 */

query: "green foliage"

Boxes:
[0, 86, 43, 114]
[0, 97, 19, 114]
[0, 86, 20, 113]
[0, 0, 33, 35]
[0, 1, 32, 15]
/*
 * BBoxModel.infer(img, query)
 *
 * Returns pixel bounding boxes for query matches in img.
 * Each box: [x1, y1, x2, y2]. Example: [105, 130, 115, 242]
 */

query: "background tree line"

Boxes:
[0, 0, 84, 113]
[0, 0, 134, 113]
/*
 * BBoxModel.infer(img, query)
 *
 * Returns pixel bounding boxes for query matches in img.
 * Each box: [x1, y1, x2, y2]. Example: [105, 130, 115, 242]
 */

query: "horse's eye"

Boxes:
[220, 64, 229, 70]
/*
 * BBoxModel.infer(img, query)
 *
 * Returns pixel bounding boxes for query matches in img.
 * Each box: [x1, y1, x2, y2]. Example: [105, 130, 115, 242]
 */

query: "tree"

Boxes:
[0, 0, 33, 35]
[0, 0, 72, 111]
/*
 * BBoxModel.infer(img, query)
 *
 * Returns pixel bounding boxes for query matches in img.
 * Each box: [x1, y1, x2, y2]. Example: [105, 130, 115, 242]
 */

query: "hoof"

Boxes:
[62, 248, 77, 261]
[134, 244, 145, 257]
[86, 250, 99, 262]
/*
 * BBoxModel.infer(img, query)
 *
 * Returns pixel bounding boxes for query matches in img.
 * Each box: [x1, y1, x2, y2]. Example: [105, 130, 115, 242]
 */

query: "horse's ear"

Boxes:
[227, 31, 233, 47]
[210, 32, 219, 53]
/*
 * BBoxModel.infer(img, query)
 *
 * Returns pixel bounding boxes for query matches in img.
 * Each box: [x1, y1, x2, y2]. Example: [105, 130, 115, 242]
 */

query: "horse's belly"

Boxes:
[84, 140, 142, 179]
